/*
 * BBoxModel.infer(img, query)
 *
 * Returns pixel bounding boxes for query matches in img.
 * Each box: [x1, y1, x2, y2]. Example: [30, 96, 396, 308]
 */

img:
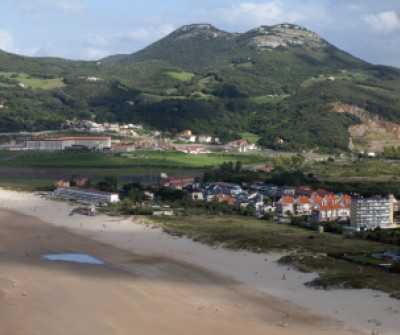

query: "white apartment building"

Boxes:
[350, 196, 394, 229]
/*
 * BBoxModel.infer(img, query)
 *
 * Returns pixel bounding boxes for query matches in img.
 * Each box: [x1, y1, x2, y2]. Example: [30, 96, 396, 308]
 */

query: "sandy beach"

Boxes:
[0, 189, 399, 334]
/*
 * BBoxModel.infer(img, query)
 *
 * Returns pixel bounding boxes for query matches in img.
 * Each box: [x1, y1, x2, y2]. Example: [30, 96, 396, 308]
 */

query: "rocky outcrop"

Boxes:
[173, 23, 328, 49]
[173, 24, 232, 41]
[247, 24, 328, 50]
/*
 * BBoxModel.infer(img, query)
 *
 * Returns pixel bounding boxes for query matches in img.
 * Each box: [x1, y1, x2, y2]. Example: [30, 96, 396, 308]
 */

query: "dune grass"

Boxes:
[150, 215, 400, 298]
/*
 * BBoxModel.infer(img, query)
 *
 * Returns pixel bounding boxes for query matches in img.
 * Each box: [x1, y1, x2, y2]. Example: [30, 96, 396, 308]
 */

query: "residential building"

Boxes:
[54, 179, 70, 187]
[311, 194, 351, 223]
[214, 194, 236, 206]
[198, 135, 212, 143]
[160, 176, 195, 189]
[350, 196, 394, 229]
[276, 196, 295, 216]
[295, 196, 312, 215]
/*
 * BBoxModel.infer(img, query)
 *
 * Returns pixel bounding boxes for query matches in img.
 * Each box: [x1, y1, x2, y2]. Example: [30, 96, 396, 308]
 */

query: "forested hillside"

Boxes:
[1, 23, 400, 152]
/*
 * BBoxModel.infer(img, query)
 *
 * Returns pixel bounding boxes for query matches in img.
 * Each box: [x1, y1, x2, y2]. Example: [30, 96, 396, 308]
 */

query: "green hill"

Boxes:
[1, 23, 400, 152]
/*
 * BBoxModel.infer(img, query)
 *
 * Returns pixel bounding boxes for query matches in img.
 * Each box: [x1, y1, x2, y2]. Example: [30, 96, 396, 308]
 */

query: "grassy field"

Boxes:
[140, 93, 187, 102]
[165, 71, 195, 81]
[0, 151, 20, 160]
[0, 178, 56, 191]
[150, 215, 400, 298]
[0, 150, 266, 170]
[305, 158, 400, 181]
[239, 132, 260, 144]
[0, 71, 65, 89]
[229, 62, 254, 69]
[0, 82, 14, 88]
[247, 94, 289, 104]
[300, 70, 374, 89]
[151, 215, 391, 253]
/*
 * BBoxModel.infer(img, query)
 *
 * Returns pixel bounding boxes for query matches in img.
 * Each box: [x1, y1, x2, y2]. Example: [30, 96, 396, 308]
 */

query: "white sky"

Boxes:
[0, 0, 399, 67]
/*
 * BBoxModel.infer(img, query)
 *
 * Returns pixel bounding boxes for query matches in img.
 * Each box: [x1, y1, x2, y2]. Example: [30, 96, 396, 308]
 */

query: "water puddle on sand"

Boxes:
[41, 253, 105, 265]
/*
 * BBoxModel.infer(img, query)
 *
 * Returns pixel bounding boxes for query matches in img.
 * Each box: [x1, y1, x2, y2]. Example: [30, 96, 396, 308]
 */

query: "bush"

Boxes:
[391, 261, 400, 273]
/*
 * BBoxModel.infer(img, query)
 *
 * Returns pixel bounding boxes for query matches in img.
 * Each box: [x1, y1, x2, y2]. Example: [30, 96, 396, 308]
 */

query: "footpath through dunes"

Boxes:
[0, 208, 363, 335]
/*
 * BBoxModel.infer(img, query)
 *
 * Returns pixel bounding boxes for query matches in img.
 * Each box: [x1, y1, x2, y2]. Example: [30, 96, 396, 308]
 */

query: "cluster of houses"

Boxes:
[147, 179, 398, 230]
[177, 130, 218, 144]
[227, 139, 260, 152]
[51, 173, 398, 230]
[69, 120, 143, 136]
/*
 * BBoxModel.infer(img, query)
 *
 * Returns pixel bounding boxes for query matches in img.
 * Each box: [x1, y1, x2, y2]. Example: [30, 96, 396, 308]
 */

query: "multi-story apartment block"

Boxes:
[350, 195, 394, 229]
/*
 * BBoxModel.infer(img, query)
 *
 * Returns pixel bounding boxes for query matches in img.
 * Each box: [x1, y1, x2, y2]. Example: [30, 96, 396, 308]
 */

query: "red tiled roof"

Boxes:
[341, 195, 351, 203]
[315, 189, 328, 197]
[297, 196, 311, 204]
[330, 203, 344, 210]
[325, 194, 337, 202]
[314, 204, 332, 211]
[280, 196, 295, 204]
[311, 196, 323, 204]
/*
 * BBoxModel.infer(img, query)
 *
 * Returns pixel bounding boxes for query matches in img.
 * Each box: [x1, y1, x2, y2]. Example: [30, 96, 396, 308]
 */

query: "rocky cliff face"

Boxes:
[333, 102, 400, 152]
[334, 102, 400, 137]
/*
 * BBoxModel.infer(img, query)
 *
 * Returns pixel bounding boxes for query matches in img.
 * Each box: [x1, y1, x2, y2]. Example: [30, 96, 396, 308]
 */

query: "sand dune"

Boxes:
[0, 189, 399, 335]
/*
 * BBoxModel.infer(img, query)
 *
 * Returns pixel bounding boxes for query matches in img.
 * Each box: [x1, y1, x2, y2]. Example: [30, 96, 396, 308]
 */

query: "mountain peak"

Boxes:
[171, 24, 231, 41]
[246, 23, 328, 50]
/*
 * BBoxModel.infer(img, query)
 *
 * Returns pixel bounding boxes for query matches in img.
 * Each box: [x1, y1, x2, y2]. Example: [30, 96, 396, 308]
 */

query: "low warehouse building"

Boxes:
[54, 187, 119, 203]
[26, 136, 111, 151]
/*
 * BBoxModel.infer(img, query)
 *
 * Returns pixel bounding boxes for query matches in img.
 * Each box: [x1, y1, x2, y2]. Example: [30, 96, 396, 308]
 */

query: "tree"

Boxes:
[234, 160, 242, 173]
[97, 176, 118, 192]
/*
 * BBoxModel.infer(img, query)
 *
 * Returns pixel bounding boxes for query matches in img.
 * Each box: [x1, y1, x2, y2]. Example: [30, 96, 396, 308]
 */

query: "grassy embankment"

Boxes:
[150, 215, 400, 298]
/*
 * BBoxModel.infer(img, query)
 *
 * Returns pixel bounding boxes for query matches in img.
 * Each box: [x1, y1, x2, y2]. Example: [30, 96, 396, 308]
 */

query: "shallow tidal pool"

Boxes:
[41, 253, 105, 265]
